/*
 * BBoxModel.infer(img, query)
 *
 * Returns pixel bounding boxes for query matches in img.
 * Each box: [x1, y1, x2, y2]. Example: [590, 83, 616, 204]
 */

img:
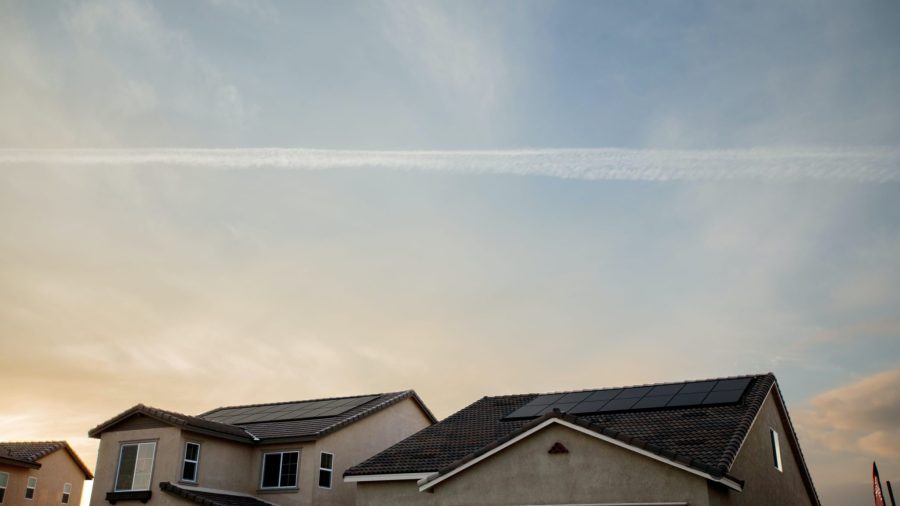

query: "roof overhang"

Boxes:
[417, 417, 744, 493]
[0, 455, 41, 469]
[344, 472, 433, 483]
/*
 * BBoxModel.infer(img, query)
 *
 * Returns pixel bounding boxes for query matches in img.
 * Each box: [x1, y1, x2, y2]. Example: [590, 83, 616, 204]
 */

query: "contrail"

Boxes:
[1, 148, 898, 182]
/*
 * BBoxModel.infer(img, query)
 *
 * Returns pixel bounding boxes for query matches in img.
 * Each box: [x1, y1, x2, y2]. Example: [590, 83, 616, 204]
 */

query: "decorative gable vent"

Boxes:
[548, 442, 569, 454]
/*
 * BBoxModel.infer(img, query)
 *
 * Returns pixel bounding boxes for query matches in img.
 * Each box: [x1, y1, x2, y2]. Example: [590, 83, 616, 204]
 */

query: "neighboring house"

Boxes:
[345, 373, 820, 506]
[88, 391, 435, 506]
[0, 441, 93, 506]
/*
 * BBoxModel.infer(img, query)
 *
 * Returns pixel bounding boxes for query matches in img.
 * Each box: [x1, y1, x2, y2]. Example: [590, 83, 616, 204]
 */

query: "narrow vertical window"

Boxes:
[61, 483, 72, 504]
[770, 428, 783, 471]
[25, 477, 37, 500]
[0, 471, 8, 504]
[318, 452, 334, 489]
[115, 441, 157, 491]
[181, 442, 201, 482]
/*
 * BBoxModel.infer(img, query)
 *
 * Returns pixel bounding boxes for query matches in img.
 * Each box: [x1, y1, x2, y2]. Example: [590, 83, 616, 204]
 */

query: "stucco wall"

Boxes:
[1, 449, 88, 506]
[313, 398, 433, 506]
[90, 426, 185, 506]
[357, 422, 712, 506]
[710, 392, 816, 506]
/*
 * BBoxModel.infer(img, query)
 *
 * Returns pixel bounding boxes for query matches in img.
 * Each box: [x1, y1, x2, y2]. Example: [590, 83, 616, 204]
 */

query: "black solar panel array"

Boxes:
[504, 378, 752, 419]
[203, 395, 380, 425]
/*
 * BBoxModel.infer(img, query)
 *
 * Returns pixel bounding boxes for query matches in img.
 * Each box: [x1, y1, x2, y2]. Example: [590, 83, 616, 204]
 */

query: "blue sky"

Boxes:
[1, 1, 899, 504]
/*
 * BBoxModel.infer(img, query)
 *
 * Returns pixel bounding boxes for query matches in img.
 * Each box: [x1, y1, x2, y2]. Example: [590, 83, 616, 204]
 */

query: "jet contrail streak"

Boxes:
[1, 148, 898, 182]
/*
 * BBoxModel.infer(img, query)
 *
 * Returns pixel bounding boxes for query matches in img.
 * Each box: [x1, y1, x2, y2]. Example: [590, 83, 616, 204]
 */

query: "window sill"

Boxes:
[177, 480, 199, 486]
[257, 487, 299, 494]
[105, 491, 152, 504]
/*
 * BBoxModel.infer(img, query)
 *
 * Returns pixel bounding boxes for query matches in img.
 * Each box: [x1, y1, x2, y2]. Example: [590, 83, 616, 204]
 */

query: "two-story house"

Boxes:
[88, 391, 434, 506]
[0, 441, 93, 506]
[345, 374, 820, 506]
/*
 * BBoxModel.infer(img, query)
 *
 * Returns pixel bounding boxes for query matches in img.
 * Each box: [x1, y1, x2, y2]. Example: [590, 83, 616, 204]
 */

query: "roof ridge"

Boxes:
[488, 373, 767, 399]
[199, 391, 398, 416]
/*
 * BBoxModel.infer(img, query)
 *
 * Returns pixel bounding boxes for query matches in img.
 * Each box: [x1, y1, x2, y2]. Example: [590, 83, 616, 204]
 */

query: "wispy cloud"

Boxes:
[1, 148, 898, 182]
[797, 368, 900, 458]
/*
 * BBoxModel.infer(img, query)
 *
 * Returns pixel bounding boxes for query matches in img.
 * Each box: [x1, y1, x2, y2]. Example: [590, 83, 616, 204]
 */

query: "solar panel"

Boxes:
[702, 389, 745, 405]
[503, 378, 753, 419]
[633, 395, 673, 409]
[203, 395, 380, 424]
[615, 387, 653, 399]
[569, 400, 608, 414]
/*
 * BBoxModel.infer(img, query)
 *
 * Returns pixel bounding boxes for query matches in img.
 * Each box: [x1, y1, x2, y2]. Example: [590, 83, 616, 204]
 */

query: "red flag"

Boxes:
[874, 462, 886, 506]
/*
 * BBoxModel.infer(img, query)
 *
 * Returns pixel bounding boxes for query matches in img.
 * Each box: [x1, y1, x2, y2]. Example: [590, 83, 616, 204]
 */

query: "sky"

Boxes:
[1, 1, 899, 504]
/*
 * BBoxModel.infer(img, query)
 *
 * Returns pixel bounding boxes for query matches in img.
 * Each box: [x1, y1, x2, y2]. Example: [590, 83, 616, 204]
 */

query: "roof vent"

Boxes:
[548, 442, 569, 454]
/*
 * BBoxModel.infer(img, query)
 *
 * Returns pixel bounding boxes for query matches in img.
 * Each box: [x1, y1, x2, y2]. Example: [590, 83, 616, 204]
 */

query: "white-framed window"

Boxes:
[25, 477, 37, 501]
[61, 483, 72, 504]
[260, 451, 299, 489]
[770, 428, 783, 471]
[114, 441, 157, 491]
[0, 471, 8, 504]
[318, 452, 334, 489]
[181, 442, 201, 483]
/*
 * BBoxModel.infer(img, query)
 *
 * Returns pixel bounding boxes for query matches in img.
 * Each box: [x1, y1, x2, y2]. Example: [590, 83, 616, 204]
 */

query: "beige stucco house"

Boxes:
[0, 441, 93, 506]
[88, 391, 434, 506]
[345, 374, 820, 506]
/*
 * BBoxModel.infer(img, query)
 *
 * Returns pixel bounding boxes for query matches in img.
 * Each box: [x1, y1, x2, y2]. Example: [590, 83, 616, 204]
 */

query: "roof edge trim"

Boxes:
[343, 472, 433, 483]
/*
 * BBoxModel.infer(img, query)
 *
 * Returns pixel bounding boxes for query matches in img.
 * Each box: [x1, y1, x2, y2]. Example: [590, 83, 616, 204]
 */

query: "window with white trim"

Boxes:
[61, 483, 72, 504]
[260, 451, 299, 489]
[770, 428, 783, 471]
[181, 442, 201, 482]
[25, 477, 37, 500]
[115, 441, 156, 491]
[0, 471, 8, 504]
[318, 452, 333, 489]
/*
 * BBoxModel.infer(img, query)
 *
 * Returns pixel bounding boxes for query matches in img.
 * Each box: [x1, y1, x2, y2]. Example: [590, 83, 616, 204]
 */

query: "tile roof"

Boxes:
[0, 441, 94, 479]
[88, 405, 255, 441]
[345, 374, 776, 480]
[159, 482, 274, 506]
[90, 390, 435, 444]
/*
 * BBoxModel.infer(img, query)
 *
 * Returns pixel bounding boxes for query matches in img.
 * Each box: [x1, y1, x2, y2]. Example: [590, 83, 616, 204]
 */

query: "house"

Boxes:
[88, 391, 435, 506]
[0, 441, 93, 506]
[345, 373, 820, 506]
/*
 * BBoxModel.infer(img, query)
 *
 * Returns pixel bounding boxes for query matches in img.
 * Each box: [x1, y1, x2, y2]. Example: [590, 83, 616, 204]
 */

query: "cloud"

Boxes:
[798, 368, 900, 458]
[381, 2, 511, 126]
[0, 147, 898, 182]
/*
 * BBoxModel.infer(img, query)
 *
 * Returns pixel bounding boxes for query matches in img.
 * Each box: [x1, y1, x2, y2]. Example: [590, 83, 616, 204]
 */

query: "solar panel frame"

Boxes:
[615, 387, 653, 399]
[585, 389, 622, 401]
[632, 395, 674, 409]
[666, 392, 708, 407]
[679, 381, 717, 394]
[712, 378, 752, 392]
[702, 389, 745, 405]
[569, 400, 609, 414]
[558, 391, 592, 404]
[599, 398, 639, 412]
[647, 383, 684, 396]
[530, 394, 565, 405]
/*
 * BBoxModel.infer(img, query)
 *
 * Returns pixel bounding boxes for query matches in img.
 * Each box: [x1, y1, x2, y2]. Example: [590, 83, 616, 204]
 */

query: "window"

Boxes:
[181, 442, 201, 482]
[770, 428, 783, 471]
[318, 452, 334, 489]
[62, 483, 72, 504]
[260, 451, 299, 489]
[25, 477, 37, 500]
[0, 472, 8, 504]
[115, 441, 156, 491]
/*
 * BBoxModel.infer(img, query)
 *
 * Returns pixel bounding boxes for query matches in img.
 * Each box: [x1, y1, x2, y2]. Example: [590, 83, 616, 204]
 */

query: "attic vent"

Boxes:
[548, 442, 569, 454]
